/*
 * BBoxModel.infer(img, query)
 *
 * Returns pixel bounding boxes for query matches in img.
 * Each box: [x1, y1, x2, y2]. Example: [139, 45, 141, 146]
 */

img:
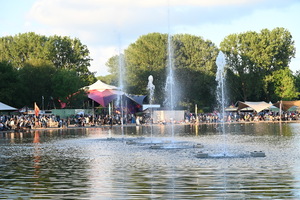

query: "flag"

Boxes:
[34, 102, 40, 117]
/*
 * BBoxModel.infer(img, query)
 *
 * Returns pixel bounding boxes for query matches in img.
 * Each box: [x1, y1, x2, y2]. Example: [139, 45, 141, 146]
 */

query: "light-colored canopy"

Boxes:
[0, 102, 17, 111]
[83, 80, 118, 92]
[82, 80, 121, 107]
[238, 101, 271, 113]
[273, 100, 300, 111]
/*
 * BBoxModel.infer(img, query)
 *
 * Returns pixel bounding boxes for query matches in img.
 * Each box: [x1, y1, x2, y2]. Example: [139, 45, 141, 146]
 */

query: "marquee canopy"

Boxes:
[84, 80, 118, 91]
[237, 101, 271, 113]
[125, 94, 147, 106]
[83, 80, 122, 107]
[273, 100, 300, 111]
[0, 102, 17, 111]
[82, 80, 148, 109]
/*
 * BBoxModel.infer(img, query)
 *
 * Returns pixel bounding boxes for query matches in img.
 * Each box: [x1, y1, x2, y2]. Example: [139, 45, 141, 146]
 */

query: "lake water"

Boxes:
[1, 122, 300, 199]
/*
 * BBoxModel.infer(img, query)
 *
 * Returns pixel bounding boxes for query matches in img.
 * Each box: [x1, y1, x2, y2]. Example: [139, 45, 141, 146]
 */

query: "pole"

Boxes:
[109, 102, 111, 116]
[92, 100, 95, 125]
[279, 100, 282, 122]
[195, 104, 198, 123]
[42, 96, 44, 112]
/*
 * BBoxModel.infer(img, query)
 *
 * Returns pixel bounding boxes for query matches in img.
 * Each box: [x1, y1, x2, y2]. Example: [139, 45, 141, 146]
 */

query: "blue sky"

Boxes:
[1, 0, 299, 76]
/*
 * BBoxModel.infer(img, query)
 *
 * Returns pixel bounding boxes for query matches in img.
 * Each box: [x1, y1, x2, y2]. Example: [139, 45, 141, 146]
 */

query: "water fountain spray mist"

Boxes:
[216, 51, 227, 156]
[118, 47, 125, 137]
[147, 75, 155, 139]
[164, 34, 176, 138]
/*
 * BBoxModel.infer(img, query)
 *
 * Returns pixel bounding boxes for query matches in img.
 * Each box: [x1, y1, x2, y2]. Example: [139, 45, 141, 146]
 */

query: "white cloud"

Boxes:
[88, 45, 118, 75]
[26, 0, 300, 76]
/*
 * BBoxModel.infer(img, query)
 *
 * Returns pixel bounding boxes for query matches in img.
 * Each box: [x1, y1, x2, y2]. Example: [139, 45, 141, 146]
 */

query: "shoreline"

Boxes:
[1, 119, 300, 133]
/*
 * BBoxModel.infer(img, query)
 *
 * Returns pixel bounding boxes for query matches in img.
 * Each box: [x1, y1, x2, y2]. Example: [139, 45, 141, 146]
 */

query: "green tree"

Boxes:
[265, 68, 299, 100]
[107, 33, 219, 110]
[105, 54, 124, 87]
[51, 69, 87, 108]
[220, 27, 296, 102]
[172, 34, 218, 110]
[124, 32, 168, 104]
[0, 62, 19, 106]
[17, 59, 56, 108]
[0, 32, 96, 85]
[294, 70, 300, 93]
[0, 33, 48, 68]
[45, 35, 95, 84]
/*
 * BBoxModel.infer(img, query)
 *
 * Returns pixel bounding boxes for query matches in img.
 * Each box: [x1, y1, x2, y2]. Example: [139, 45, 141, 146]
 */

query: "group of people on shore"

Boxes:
[1, 110, 300, 132]
[186, 111, 300, 123]
[0, 114, 61, 131]
[0, 113, 139, 131]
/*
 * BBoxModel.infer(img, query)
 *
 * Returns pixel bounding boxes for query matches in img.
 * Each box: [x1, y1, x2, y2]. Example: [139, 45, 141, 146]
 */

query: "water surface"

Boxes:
[1, 123, 300, 199]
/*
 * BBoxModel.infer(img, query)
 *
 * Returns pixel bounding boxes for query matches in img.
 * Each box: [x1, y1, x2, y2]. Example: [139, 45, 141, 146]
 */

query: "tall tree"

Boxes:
[294, 70, 300, 94]
[0, 62, 19, 106]
[172, 34, 218, 110]
[46, 35, 95, 84]
[107, 33, 219, 110]
[0, 32, 95, 85]
[17, 59, 56, 107]
[51, 69, 87, 108]
[121, 33, 168, 104]
[220, 27, 296, 102]
[264, 68, 299, 100]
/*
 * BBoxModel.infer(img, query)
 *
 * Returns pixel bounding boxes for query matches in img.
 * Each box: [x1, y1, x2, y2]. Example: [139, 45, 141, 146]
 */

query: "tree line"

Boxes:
[0, 32, 96, 109]
[104, 27, 300, 112]
[1, 28, 299, 112]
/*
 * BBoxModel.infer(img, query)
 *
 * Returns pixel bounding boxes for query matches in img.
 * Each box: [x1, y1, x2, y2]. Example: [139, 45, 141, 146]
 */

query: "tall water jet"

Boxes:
[118, 46, 125, 137]
[164, 34, 176, 138]
[164, 35, 175, 111]
[215, 51, 227, 156]
[147, 75, 155, 139]
[147, 75, 155, 105]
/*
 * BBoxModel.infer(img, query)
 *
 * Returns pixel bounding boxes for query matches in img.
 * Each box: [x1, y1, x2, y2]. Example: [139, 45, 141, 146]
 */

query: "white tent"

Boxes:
[83, 80, 118, 92]
[238, 101, 271, 113]
[0, 102, 17, 111]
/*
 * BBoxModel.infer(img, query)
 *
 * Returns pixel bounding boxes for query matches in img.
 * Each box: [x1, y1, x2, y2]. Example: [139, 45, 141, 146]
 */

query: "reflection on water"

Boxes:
[1, 123, 300, 199]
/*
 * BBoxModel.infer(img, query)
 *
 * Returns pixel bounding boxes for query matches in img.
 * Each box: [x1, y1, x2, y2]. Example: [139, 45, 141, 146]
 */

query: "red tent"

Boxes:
[88, 89, 123, 107]
[83, 80, 123, 107]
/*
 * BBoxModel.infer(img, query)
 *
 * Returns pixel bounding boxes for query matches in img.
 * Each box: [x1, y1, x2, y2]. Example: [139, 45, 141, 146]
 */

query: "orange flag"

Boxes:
[34, 102, 40, 117]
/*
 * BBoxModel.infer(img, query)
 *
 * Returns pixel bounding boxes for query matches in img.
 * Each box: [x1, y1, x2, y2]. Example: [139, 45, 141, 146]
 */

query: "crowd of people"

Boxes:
[186, 111, 300, 123]
[0, 113, 141, 131]
[1, 110, 300, 132]
[0, 114, 63, 131]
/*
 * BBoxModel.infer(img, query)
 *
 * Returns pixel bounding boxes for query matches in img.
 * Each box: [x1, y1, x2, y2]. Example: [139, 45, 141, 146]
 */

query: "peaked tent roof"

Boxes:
[125, 94, 147, 105]
[83, 80, 118, 92]
[238, 101, 271, 113]
[88, 89, 123, 107]
[83, 80, 147, 108]
[273, 100, 300, 111]
[82, 80, 121, 107]
[0, 102, 18, 111]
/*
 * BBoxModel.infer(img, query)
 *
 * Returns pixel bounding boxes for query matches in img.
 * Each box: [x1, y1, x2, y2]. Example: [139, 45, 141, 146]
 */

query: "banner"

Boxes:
[34, 102, 40, 117]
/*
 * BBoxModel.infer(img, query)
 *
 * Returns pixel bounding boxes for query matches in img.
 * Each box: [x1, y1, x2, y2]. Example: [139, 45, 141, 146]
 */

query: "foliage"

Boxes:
[220, 27, 296, 103]
[0, 32, 95, 84]
[17, 59, 56, 108]
[294, 71, 300, 93]
[0, 62, 19, 105]
[124, 33, 168, 104]
[0, 28, 298, 111]
[51, 69, 88, 107]
[264, 68, 299, 100]
[172, 34, 218, 109]
[0, 32, 96, 109]
[107, 33, 219, 110]
[45, 35, 95, 84]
